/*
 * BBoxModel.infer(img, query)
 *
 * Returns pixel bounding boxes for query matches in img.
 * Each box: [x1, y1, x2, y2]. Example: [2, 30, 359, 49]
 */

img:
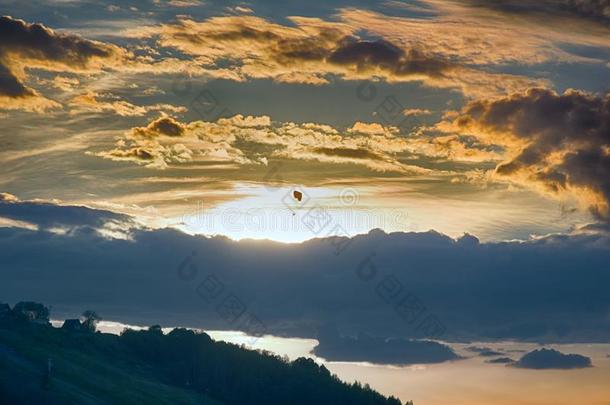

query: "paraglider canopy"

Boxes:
[293, 190, 303, 202]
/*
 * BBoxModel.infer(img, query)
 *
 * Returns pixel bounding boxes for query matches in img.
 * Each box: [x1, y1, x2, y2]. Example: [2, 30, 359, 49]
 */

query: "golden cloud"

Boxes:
[0, 16, 128, 112]
[94, 114, 432, 173]
[403, 108, 432, 117]
[340, 3, 610, 66]
[126, 14, 544, 97]
[69, 91, 186, 117]
[439, 87, 610, 219]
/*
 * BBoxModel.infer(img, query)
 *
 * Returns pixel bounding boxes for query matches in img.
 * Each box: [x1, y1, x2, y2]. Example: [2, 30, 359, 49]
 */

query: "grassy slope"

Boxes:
[0, 324, 224, 405]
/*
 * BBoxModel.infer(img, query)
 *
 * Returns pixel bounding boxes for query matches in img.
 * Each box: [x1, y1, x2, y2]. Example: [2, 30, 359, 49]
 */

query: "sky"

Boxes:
[1, 1, 610, 403]
[1, 0, 609, 243]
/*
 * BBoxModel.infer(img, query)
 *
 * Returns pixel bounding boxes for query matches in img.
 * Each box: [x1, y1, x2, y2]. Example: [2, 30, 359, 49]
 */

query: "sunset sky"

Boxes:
[1, 1, 610, 404]
[2, 0, 609, 242]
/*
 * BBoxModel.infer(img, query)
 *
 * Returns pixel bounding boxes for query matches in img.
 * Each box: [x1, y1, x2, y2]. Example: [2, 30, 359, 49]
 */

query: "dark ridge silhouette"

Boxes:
[0, 301, 405, 405]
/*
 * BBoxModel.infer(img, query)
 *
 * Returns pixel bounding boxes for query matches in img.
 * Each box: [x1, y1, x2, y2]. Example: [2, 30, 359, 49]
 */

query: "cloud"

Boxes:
[164, 0, 204, 7]
[513, 348, 592, 369]
[403, 108, 432, 117]
[226, 5, 254, 14]
[49, 75, 80, 91]
[327, 38, 452, 78]
[0, 192, 18, 202]
[0, 59, 59, 111]
[0, 16, 126, 112]
[348, 122, 395, 136]
[311, 146, 385, 161]
[126, 15, 543, 97]
[314, 325, 459, 365]
[0, 195, 136, 239]
[68, 92, 186, 117]
[1, 200, 610, 345]
[466, 346, 504, 357]
[95, 115, 429, 172]
[486, 357, 514, 364]
[135, 115, 187, 137]
[95, 115, 264, 169]
[339, 4, 610, 67]
[440, 87, 610, 220]
[402, 134, 503, 163]
[459, 0, 610, 25]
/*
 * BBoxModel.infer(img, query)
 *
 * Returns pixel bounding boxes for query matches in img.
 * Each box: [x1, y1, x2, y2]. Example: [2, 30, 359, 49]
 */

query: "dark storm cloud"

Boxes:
[561, 0, 610, 22]
[328, 39, 452, 78]
[0, 15, 124, 109]
[513, 348, 592, 369]
[0, 61, 31, 98]
[274, 34, 342, 63]
[223, 25, 454, 78]
[0, 15, 113, 64]
[462, 0, 610, 25]
[275, 35, 455, 80]
[1, 200, 610, 352]
[450, 88, 610, 220]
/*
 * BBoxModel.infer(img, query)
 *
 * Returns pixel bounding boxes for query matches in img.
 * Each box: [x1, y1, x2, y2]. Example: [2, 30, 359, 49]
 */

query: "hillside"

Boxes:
[0, 303, 404, 405]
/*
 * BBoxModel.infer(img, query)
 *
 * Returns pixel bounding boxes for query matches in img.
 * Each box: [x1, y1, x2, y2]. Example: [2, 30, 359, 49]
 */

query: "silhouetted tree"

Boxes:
[81, 310, 101, 332]
[2, 303, 409, 405]
[118, 328, 403, 405]
[12, 302, 50, 324]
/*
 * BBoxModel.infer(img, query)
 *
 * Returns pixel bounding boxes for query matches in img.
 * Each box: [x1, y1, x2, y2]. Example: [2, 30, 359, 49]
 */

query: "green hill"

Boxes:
[0, 302, 404, 405]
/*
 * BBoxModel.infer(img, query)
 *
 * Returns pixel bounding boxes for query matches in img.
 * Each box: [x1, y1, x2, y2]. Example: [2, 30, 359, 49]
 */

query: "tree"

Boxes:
[12, 302, 50, 324]
[81, 310, 101, 332]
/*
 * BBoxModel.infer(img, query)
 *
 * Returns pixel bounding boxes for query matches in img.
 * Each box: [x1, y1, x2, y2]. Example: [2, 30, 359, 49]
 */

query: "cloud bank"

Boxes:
[314, 324, 459, 365]
[1, 198, 610, 348]
[513, 348, 593, 369]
